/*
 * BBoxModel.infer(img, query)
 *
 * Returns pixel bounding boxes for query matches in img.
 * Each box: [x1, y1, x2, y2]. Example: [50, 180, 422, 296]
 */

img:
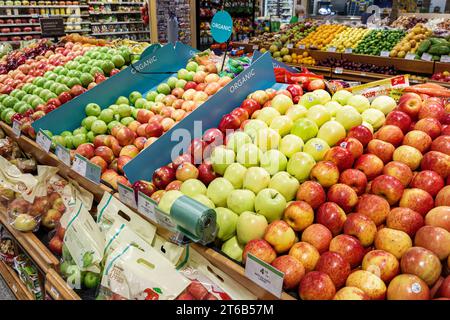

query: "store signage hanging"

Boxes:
[210, 10, 233, 43]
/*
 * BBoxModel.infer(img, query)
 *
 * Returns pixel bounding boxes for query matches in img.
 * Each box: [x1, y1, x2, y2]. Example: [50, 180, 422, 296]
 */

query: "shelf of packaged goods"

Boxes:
[65, 29, 91, 33]
[0, 31, 41, 36]
[0, 208, 59, 274]
[88, 2, 143, 5]
[0, 122, 112, 203]
[0, 14, 88, 18]
[45, 269, 80, 300]
[89, 11, 141, 14]
[0, 23, 40, 27]
[0, 260, 36, 300]
[0, 5, 89, 8]
[91, 30, 148, 36]
[90, 20, 143, 25]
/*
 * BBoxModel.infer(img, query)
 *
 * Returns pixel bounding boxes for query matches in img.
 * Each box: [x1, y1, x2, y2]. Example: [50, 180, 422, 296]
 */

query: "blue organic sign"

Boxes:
[211, 10, 233, 43]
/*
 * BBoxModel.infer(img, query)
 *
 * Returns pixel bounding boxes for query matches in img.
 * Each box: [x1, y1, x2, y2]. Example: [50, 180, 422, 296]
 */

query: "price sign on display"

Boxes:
[137, 191, 157, 222]
[344, 48, 353, 54]
[245, 253, 284, 298]
[380, 51, 390, 57]
[252, 44, 258, 50]
[440, 55, 450, 63]
[12, 120, 21, 138]
[154, 209, 177, 231]
[327, 46, 336, 52]
[118, 183, 137, 209]
[55, 144, 71, 166]
[36, 129, 52, 152]
[299, 44, 306, 49]
[334, 67, 344, 74]
[421, 53, 432, 61]
[71, 154, 101, 184]
[286, 43, 293, 49]
[405, 53, 416, 60]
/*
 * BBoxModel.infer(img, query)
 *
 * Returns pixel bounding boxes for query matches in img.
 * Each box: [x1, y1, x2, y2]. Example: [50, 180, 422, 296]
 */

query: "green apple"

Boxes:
[116, 96, 129, 105]
[180, 179, 207, 196]
[177, 68, 189, 80]
[157, 83, 171, 95]
[73, 127, 87, 136]
[324, 101, 341, 116]
[134, 98, 146, 109]
[223, 163, 247, 189]
[306, 105, 331, 127]
[304, 138, 330, 161]
[256, 107, 280, 125]
[291, 118, 318, 142]
[206, 178, 234, 207]
[236, 143, 262, 168]
[243, 167, 270, 194]
[82, 116, 97, 130]
[271, 94, 293, 115]
[236, 211, 268, 244]
[108, 121, 122, 132]
[221, 236, 243, 262]
[336, 105, 362, 130]
[269, 171, 299, 201]
[255, 188, 286, 223]
[286, 105, 307, 122]
[120, 117, 134, 126]
[370, 95, 396, 115]
[313, 89, 332, 104]
[260, 150, 287, 175]
[215, 207, 238, 241]
[226, 131, 252, 153]
[361, 108, 385, 130]
[112, 54, 125, 68]
[72, 134, 87, 148]
[85, 103, 101, 117]
[80, 73, 94, 87]
[287, 152, 316, 182]
[190, 194, 215, 209]
[87, 131, 95, 143]
[167, 76, 178, 89]
[155, 93, 166, 103]
[332, 90, 353, 105]
[131, 107, 138, 119]
[254, 128, 280, 151]
[91, 120, 107, 134]
[98, 109, 114, 123]
[146, 91, 158, 102]
[347, 94, 370, 113]
[64, 136, 73, 149]
[280, 134, 304, 158]
[129, 91, 142, 105]
[300, 92, 320, 108]
[185, 71, 195, 82]
[60, 131, 72, 137]
[270, 115, 293, 137]
[175, 79, 187, 89]
[186, 61, 198, 72]
[243, 119, 268, 141]
[210, 146, 235, 175]
[227, 189, 255, 214]
[117, 104, 131, 118]
[317, 120, 346, 147]
[158, 190, 183, 213]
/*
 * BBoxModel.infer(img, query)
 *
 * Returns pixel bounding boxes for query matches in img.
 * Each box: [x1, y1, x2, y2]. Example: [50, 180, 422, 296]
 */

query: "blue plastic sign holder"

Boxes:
[252, 50, 300, 73]
[211, 10, 233, 43]
[32, 42, 199, 135]
[139, 43, 162, 60]
[123, 52, 276, 183]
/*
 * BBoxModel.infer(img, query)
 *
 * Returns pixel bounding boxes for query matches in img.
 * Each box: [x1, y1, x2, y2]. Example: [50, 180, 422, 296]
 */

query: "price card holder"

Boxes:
[118, 182, 137, 209]
[245, 253, 284, 298]
[286, 43, 293, 49]
[440, 55, 450, 63]
[299, 44, 306, 49]
[405, 53, 416, 60]
[71, 154, 101, 184]
[334, 67, 344, 74]
[421, 53, 432, 61]
[154, 208, 177, 231]
[55, 144, 71, 166]
[36, 129, 52, 152]
[12, 120, 21, 138]
[380, 51, 390, 57]
[344, 48, 353, 54]
[137, 191, 157, 222]
[252, 45, 258, 50]
[327, 46, 336, 52]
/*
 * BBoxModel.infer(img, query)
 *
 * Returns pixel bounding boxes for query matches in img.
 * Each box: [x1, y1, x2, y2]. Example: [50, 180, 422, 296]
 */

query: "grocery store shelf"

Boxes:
[0, 31, 41, 36]
[0, 5, 88, 9]
[89, 11, 141, 14]
[45, 269, 80, 300]
[0, 14, 88, 18]
[0, 260, 35, 300]
[91, 30, 148, 36]
[0, 23, 40, 27]
[65, 29, 91, 33]
[90, 21, 144, 25]
[88, 1, 142, 5]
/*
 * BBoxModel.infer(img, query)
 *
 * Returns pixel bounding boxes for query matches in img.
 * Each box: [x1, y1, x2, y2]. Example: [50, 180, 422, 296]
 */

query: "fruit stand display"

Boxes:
[0, 35, 450, 301]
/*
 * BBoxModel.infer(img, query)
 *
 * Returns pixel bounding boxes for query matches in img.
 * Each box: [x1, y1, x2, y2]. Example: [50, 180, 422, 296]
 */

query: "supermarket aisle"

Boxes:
[0, 276, 15, 300]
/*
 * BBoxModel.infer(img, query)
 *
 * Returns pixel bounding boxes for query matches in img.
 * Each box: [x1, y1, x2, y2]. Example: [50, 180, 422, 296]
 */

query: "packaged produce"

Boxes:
[0, 231, 15, 265]
[13, 254, 42, 300]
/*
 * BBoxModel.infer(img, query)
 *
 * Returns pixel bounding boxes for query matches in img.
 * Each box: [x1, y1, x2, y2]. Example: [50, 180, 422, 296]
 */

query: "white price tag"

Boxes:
[50, 286, 60, 299]
[71, 154, 101, 184]
[137, 191, 157, 222]
[299, 44, 306, 49]
[245, 253, 284, 298]
[286, 43, 293, 49]
[440, 55, 450, 63]
[155, 208, 177, 231]
[118, 182, 137, 209]
[71, 154, 87, 176]
[421, 53, 432, 61]
[12, 120, 21, 138]
[327, 46, 336, 52]
[405, 53, 416, 60]
[55, 144, 71, 166]
[36, 129, 52, 152]
[334, 67, 344, 74]
[380, 50, 390, 57]
[252, 45, 258, 50]
[344, 48, 353, 54]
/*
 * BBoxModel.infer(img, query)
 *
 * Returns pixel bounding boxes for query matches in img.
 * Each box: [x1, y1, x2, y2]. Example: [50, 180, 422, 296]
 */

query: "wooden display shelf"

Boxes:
[0, 122, 111, 203]
[434, 62, 450, 74]
[45, 269, 80, 300]
[0, 260, 35, 300]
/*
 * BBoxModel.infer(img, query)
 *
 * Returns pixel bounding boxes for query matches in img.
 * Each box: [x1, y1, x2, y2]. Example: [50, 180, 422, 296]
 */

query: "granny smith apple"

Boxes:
[371, 95, 396, 115]
[227, 189, 255, 214]
[271, 94, 293, 115]
[120, 117, 134, 126]
[304, 137, 330, 161]
[226, 131, 252, 153]
[254, 128, 280, 151]
[347, 94, 370, 113]
[236, 143, 262, 168]
[242, 167, 270, 194]
[361, 108, 385, 130]
[157, 83, 171, 95]
[206, 178, 234, 207]
[335, 105, 362, 130]
[167, 76, 178, 89]
[146, 90, 158, 102]
[82, 116, 97, 130]
[85, 103, 101, 117]
[186, 61, 198, 72]
[72, 134, 87, 148]
[280, 134, 304, 158]
[254, 188, 286, 223]
[215, 207, 238, 241]
[300, 92, 320, 108]
[108, 121, 122, 132]
[221, 236, 243, 262]
[324, 101, 341, 117]
[332, 90, 353, 105]
[98, 109, 114, 123]
[260, 150, 287, 175]
[87, 131, 95, 143]
[64, 135, 73, 149]
[134, 98, 146, 109]
[91, 120, 107, 134]
[73, 127, 87, 136]
[60, 131, 72, 137]
[180, 179, 207, 196]
[317, 120, 346, 147]
[306, 105, 331, 127]
[291, 118, 318, 142]
[269, 171, 299, 201]
[236, 211, 268, 244]
[313, 89, 332, 104]
[129, 91, 142, 105]
[116, 96, 129, 105]
[154, 93, 166, 103]
[117, 104, 131, 118]
[190, 194, 215, 209]
[175, 79, 187, 89]
[286, 105, 307, 122]
[177, 68, 189, 80]
[287, 152, 316, 182]
[270, 115, 293, 137]
[243, 119, 268, 141]
[158, 190, 183, 213]
[223, 163, 247, 189]
[256, 107, 280, 125]
[210, 146, 235, 175]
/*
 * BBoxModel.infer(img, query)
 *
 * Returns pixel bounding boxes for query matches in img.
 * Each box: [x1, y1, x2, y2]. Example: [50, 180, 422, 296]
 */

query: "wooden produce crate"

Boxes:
[45, 269, 80, 300]
[434, 62, 450, 74]
[0, 259, 35, 300]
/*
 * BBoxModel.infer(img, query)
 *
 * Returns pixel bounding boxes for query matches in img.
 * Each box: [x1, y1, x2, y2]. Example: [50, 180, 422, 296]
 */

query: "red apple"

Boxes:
[387, 207, 424, 237]
[165, 180, 182, 191]
[367, 139, 395, 164]
[419, 102, 445, 121]
[438, 276, 450, 298]
[374, 125, 404, 147]
[188, 138, 207, 164]
[136, 109, 153, 124]
[295, 181, 326, 209]
[354, 154, 384, 180]
[338, 137, 364, 159]
[357, 194, 390, 226]
[172, 153, 192, 170]
[410, 170, 444, 197]
[402, 130, 432, 154]
[327, 183, 358, 213]
[264, 220, 296, 254]
[399, 188, 434, 217]
[329, 235, 365, 268]
[316, 202, 347, 236]
[385, 110, 412, 133]
[119, 145, 139, 158]
[323, 146, 354, 171]
[271, 255, 305, 290]
[283, 201, 314, 232]
[75, 143, 95, 159]
[400, 247, 441, 286]
[414, 226, 450, 260]
[309, 161, 340, 188]
[415, 118, 442, 139]
[101, 169, 120, 189]
[197, 161, 217, 185]
[435, 186, 450, 207]
[362, 250, 399, 283]
[152, 165, 176, 189]
[242, 239, 277, 264]
[90, 156, 107, 172]
[382, 161, 413, 187]
[370, 174, 404, 205]
[431, 135, 450, 156]
[231, 107, 249, 124]
[115, 126, 135, 146]
[218, 114, 240, 133]
[145, 121, 164, 138]
[94, 146, 114, 163]
[387, 274, 430, 300]
[333, 287, 369, 300]
[398, 94, 422, 119]
[421, 151, 450, 179]
[301, 224, 332, 254]
[117, 156, 132, 174]
[240, 98, 261, 116]
[299, 271, 336, 300]
[347, 125, 373, 147]
[338, 169, 367, 196]
[288, 242, 320, 272]
[425, 206, 450, 232]
[132, 180, 156, 198]
[343, 213, 377, 247]
[316, 251, 351, 288]
[175, 162, 198, 181]
[202, 128, 223, 146]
